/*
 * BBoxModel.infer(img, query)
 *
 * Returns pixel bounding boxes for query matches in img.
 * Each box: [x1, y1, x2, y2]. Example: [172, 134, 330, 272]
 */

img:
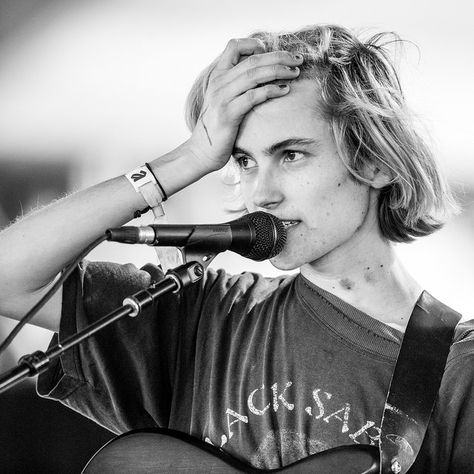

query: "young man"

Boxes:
[0, 25, 473, 473]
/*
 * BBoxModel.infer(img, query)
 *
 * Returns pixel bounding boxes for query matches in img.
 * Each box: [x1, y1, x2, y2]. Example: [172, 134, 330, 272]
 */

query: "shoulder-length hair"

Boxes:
[185, 24, 458, 243]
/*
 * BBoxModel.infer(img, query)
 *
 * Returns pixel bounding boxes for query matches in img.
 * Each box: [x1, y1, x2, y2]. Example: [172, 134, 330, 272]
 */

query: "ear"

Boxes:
[362, 162, 391, 189]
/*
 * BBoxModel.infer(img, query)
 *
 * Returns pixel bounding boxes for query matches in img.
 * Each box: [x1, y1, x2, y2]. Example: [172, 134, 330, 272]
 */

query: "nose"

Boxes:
[247, 165, 284, 211]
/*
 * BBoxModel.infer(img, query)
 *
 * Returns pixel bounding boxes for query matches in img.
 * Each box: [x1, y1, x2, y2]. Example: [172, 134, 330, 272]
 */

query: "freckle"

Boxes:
[380, 264, 384, 268]
[366, 267, 370, 270]
[337, 183, 341, 187]
[339, 278, 354, 290]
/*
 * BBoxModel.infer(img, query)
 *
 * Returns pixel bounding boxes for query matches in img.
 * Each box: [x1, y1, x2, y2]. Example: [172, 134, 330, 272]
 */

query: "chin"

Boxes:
[269, 243, 326, 271]
[269, 253, 303, 272]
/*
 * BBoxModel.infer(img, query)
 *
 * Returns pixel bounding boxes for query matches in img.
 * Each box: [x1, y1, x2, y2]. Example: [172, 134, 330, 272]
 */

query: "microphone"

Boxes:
[106, 211, 287, 261]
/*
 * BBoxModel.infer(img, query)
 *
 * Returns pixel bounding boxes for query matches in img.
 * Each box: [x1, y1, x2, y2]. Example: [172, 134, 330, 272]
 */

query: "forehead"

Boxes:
[235, 80, 328, 151]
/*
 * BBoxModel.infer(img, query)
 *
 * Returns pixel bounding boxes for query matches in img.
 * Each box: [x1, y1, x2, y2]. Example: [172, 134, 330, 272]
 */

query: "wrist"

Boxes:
[185, 135, 225, 173]
[146, 140, 213, 198]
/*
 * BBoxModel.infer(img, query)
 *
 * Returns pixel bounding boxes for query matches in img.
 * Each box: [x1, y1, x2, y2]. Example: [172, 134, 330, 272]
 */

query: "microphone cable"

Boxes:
[0, 234, 108, 358]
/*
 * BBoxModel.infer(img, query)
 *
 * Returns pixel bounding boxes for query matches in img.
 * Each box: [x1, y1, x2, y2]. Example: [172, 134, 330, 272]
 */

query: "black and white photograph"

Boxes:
[0, 0, 473, 472]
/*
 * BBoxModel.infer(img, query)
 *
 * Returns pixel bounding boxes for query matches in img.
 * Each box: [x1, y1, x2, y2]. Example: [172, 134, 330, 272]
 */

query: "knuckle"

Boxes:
[245, 54, 259, 68]
[207, 64, 220, 80]
[214, 89, 229, 107]
[246, 67, 258, 80]
[225, 103, 237, 119]
[209, 74, 222, 90]
[226, 38, 239, 51]
[246, 89, 258, 104]
[269, 64, 279, 79]
[263, 85, 274, 98]
[254, 38, 266, 52]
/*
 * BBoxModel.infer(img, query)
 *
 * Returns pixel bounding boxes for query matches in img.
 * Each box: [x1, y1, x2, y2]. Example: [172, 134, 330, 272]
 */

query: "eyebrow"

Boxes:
[232, 138, 320, 157]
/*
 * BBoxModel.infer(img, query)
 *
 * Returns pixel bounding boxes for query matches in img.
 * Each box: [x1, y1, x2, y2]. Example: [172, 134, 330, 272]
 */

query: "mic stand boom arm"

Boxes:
[0, 261, 204, 394]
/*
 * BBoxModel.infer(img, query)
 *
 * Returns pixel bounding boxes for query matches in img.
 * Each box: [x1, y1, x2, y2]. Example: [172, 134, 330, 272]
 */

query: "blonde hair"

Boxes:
[185, 24, 458, 243]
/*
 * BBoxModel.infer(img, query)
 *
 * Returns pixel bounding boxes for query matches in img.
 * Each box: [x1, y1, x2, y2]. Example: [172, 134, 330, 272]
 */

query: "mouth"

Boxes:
[281, 220, 300, 229]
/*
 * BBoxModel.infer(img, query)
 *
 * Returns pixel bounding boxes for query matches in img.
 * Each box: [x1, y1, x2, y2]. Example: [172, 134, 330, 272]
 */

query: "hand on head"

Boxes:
[187, 38, 303, 172]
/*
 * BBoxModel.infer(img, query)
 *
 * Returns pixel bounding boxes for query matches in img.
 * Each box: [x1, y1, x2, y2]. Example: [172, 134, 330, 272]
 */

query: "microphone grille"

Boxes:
[240, 212, 287, 261]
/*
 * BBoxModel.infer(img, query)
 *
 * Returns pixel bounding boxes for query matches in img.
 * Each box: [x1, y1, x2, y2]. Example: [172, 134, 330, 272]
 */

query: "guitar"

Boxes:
[82, 427, 379, 473]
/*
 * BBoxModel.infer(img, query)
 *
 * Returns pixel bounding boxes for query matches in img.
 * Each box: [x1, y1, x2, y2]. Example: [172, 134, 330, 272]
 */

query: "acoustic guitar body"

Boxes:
[82, 427, 379, 473]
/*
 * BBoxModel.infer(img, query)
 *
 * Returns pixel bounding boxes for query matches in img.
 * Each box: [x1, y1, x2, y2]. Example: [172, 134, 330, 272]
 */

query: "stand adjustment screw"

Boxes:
[194, 265, 203, 277]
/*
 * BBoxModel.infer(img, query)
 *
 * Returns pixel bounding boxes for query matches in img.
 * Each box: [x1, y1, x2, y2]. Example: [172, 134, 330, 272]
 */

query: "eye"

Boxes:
[233, 155, 257, 170]
[284, 150, 305, 162]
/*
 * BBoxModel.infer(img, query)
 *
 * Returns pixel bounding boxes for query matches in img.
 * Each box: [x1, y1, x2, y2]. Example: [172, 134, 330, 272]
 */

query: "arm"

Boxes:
[0, 38, 302, 332]
[0, 144, 206, 332]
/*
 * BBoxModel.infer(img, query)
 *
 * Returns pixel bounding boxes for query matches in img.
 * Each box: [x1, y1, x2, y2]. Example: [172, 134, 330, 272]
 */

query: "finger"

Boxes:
[233, 50, 303, 75]
[216, 38, 266, 70]
[224, 64, 300, 98]
[214, 51, 303, 90]
[229, 83, 291, 118]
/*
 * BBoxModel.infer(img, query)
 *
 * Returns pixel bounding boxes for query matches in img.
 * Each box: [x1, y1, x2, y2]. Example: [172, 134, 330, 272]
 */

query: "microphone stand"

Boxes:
[0, 261, 204, 394]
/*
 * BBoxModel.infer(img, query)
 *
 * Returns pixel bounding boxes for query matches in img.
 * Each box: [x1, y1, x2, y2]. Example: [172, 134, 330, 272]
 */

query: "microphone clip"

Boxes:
[178, 246, 217, 270]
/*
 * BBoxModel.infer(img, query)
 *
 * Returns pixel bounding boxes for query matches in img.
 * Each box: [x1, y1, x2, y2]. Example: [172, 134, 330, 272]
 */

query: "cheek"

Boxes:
[331, 179, 370, 218]
[303, 177, 369, 226]
[239, 180, 254, 211]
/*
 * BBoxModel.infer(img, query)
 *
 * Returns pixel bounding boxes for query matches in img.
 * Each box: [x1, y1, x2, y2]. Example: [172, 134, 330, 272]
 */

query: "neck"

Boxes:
[300, 231, 422, 333]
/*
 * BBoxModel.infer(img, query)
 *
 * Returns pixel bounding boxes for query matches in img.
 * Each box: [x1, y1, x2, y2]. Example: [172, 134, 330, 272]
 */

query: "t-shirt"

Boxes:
[37, 261, 474, 473]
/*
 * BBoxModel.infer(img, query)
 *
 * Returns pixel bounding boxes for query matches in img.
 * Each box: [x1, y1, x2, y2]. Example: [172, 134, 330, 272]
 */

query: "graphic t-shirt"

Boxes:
[37, 261, 474, 473]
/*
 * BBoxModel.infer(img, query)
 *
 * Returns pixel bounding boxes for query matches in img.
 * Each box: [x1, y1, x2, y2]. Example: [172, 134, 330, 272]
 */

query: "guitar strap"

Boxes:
[379, 291, 461, 474]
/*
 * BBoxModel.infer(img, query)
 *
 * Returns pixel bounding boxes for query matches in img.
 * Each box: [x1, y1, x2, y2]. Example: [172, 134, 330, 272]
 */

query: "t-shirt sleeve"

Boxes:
[440, 324, 474, 473]
[412, 319, 474, 473]
[37, 260, 187, 434]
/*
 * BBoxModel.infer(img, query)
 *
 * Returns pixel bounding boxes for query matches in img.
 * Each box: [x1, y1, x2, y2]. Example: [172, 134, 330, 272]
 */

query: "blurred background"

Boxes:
[0, 0, 472, 471]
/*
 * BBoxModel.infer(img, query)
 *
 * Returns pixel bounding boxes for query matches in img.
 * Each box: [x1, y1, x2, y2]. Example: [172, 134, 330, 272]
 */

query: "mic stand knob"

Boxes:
[123, 261, 204, 317]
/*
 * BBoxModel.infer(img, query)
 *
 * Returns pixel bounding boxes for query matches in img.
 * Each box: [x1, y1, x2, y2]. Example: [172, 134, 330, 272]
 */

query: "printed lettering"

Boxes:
[349, 421, 381, 445]
[306, 388, 332, 418]
[218, 383, 381, 453]
[323, 403, 351, 433]
[226, 408, 249, 441]
[248, 385, 270, 416]
[271, 382, 294, 412]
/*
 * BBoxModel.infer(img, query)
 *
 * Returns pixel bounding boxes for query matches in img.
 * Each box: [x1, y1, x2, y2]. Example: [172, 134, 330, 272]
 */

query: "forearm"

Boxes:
[0, 40, 301, 327]
[0, 141, 207, 297]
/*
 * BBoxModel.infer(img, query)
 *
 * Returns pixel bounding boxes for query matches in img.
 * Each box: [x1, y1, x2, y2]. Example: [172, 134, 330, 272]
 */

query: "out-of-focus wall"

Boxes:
[0, 0, 473, 363]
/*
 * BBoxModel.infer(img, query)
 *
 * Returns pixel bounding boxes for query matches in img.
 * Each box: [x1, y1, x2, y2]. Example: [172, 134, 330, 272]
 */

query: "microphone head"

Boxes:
[237, 211, 287, 261]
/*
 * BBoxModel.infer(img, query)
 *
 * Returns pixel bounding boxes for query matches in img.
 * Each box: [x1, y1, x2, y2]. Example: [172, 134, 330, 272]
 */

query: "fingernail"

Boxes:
[279, 84, 289, 89]
[287, 66, 299, 72]
[294, 53, 303, 61]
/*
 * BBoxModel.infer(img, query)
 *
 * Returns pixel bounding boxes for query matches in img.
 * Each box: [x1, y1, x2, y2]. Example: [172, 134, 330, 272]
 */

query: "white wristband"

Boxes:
[125, 165, 164, 217]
